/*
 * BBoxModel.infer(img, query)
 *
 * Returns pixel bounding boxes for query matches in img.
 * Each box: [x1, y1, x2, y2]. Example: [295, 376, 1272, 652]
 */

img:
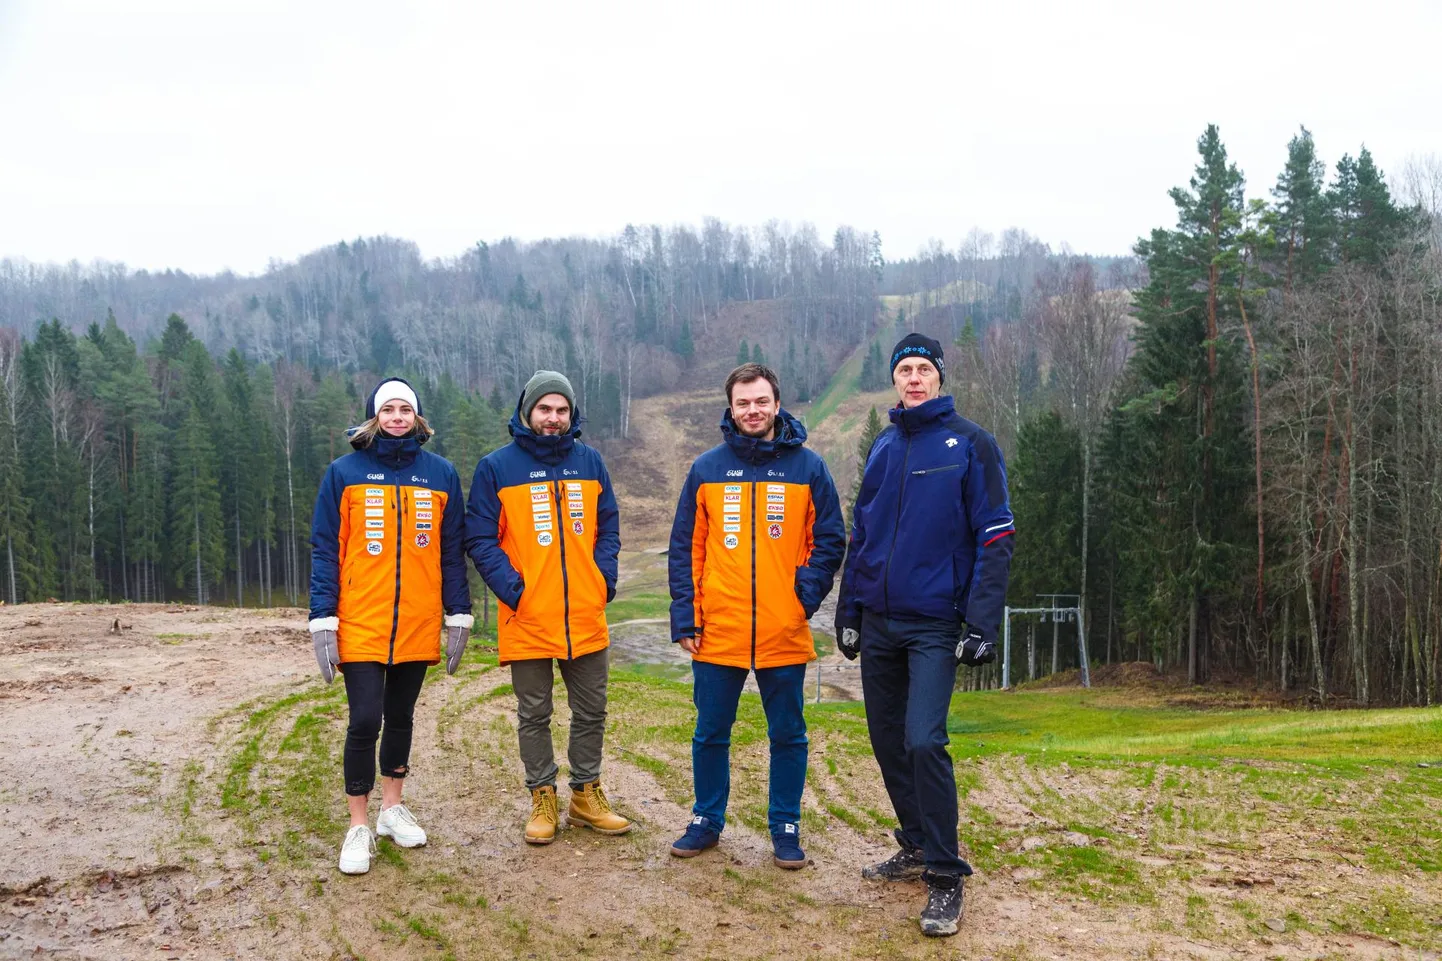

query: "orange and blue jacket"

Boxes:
[668, 409, 845, 670]
[309, 433, 471, 665]
[464, 406, 620, 665]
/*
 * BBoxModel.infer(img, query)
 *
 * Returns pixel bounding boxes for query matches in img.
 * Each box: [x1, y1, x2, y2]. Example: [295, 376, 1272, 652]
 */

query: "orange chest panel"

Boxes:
[698, 480, 812, 561]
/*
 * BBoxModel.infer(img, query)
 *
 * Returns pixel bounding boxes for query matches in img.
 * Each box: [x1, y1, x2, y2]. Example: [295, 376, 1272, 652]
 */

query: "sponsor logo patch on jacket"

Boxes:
[366, 488, 384, 496]
[366, 541, 383, 555]
[723, 524, 741, 533]
[415, 511, 432, 520]
[567, 491, 583, 501]
[366, 508, 384, 517]
[415, 522, 432, 531]
[530, 484, 548, 493]
[532, 493, 549, 502]
[365, 519, 384, 528]
[767, 484, 785, 493]
[767, 493, 785, 502]
[569, 510, 584, 518]
[365, 497, 383, 506]
[531, 501, 550, 513]
[768, 524, 783, 539]
[724, 534, 739, 549]
[534, 522, 553, 532]
[767, 513, 785, 522]
[724, 485, 741, 493]
[415, 532, 431, 548]
[533, 512, 552, 523]
[723, 494, 741, 502]
[365, 530, 386, 539]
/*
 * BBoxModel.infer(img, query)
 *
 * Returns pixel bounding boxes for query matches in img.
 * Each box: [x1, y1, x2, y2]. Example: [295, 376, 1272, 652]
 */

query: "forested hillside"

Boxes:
[0, 220, 886, 607]
[898, 128, 1441, 708]
[3, 127, 1441, 709]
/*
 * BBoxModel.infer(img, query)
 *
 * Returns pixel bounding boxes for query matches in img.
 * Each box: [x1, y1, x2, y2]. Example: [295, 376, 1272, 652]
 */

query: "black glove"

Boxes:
[956, 626, 995, 666]
[837, 627, 860, 661]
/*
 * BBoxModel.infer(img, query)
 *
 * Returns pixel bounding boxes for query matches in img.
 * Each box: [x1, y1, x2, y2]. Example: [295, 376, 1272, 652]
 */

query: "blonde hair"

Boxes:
[350, 413, 436, 448]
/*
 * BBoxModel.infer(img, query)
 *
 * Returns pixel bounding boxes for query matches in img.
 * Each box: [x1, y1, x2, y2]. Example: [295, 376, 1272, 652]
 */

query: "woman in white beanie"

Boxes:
[308, 377, 473, 874]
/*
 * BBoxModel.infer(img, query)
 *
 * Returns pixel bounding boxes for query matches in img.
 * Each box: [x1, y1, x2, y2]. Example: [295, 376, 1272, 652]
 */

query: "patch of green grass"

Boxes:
[605, 592, 671, 622]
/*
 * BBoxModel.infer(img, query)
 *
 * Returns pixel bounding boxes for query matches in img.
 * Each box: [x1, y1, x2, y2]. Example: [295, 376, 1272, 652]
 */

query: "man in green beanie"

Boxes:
[465, 369, 631, 843]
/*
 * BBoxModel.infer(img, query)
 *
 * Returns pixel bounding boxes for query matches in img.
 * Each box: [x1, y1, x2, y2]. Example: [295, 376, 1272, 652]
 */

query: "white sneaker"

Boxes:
[376, 804, 427, 848]
[339, 824, 375, 874]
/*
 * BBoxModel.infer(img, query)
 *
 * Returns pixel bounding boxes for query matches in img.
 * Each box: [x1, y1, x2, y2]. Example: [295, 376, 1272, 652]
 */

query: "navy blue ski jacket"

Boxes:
[836, 394, 1015, 639]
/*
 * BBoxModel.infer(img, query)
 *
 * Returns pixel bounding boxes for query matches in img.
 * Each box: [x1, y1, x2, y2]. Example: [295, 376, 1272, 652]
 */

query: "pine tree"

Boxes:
[1267, 126, 1333, 291]
[752, 342, 765, 365]
[849, 407, 884, 518]
[1126, 124, 1254, 684]
[1330, 147, 1410, 266]
[737, 340, 750, 366]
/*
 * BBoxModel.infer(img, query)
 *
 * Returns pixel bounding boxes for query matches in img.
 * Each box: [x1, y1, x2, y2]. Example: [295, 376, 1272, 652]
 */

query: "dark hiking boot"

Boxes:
[919, 871, 964, 937]
[861, 846, 925, 881]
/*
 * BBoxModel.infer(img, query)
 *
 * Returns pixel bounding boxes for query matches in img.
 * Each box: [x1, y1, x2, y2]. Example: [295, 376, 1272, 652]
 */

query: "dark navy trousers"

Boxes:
[859, 611, 971, 876]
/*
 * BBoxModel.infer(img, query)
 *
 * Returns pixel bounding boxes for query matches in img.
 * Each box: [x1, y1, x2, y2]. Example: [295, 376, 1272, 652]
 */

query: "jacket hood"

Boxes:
[508, 395, 583, 466]
[720, 407, 807, 464]
[890, 394, 956, 434]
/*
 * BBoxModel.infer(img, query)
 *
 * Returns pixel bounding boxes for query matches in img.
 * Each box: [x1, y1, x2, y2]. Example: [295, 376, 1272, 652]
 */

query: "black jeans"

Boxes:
[859, 611, 971, 876]
[340, 661, 429, 797]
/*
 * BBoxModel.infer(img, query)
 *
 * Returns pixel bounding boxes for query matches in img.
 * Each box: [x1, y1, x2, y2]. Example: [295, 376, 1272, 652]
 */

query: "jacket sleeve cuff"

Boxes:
[444, 614, 475, 629]
[308, 616, 339, 633]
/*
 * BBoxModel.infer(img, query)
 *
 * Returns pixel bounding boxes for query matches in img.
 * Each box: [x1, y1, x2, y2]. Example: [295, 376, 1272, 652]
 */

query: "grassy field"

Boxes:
[185, 630, 1442, 958]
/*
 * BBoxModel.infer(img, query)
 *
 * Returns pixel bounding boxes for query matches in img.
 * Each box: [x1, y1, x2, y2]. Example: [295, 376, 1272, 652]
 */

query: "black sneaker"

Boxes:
[919, 871, 964, 937]
[861, 846, 925, 881]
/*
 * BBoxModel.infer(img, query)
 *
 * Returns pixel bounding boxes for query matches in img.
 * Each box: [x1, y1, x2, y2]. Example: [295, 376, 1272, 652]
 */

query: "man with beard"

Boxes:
[465, 370, 632, 845]
[666, 362, 845, 869]
[835, 333, 1016, 937]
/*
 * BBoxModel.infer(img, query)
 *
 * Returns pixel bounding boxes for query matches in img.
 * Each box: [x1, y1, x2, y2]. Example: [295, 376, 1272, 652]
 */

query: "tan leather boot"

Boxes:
[525, 785, 559, 845]
[567, 781, 632, 835]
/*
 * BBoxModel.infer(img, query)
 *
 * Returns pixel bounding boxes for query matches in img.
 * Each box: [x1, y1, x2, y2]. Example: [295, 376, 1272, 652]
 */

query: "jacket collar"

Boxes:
[720, 407, 807, 465]
[349, 430, 425, 469]
[508, 406, 581, 466]
[890, 394, 956, 434]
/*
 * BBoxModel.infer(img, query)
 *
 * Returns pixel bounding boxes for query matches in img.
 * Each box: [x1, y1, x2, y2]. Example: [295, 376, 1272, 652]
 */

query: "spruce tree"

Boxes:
[737, 340, 749, 366]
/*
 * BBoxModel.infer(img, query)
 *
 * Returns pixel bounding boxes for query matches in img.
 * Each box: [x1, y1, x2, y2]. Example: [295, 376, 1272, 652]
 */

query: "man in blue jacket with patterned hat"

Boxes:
[835, 333, 1016, 938]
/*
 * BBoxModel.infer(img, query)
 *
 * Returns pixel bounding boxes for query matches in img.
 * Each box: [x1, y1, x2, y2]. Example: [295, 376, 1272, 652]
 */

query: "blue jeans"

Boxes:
[690, 660, 808, 834]
[859, 611, 971, 876]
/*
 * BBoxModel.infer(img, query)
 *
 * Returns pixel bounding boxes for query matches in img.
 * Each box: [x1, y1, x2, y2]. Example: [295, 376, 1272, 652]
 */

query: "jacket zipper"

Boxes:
[750, 473, 757, 671]
[881, 433, 913, 618]
[911, 463, 961, 476]
[554, 477, 574, 659]
[386, 478, 404, 665]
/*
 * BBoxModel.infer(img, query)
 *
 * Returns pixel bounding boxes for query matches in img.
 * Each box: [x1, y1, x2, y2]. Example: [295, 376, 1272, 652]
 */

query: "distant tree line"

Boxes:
[0, 220, 886, 441]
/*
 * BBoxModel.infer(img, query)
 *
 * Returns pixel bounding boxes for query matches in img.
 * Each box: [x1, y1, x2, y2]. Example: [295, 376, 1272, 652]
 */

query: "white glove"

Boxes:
[309, 617, 340, 684]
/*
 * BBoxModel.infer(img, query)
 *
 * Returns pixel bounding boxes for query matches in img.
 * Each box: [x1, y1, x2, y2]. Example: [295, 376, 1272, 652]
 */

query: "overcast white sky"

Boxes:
[1, 0, 1438, 276]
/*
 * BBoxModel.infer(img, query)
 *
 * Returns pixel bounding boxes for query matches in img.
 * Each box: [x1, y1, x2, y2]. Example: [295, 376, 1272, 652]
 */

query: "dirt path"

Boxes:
[1, 604, 1433, 960]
